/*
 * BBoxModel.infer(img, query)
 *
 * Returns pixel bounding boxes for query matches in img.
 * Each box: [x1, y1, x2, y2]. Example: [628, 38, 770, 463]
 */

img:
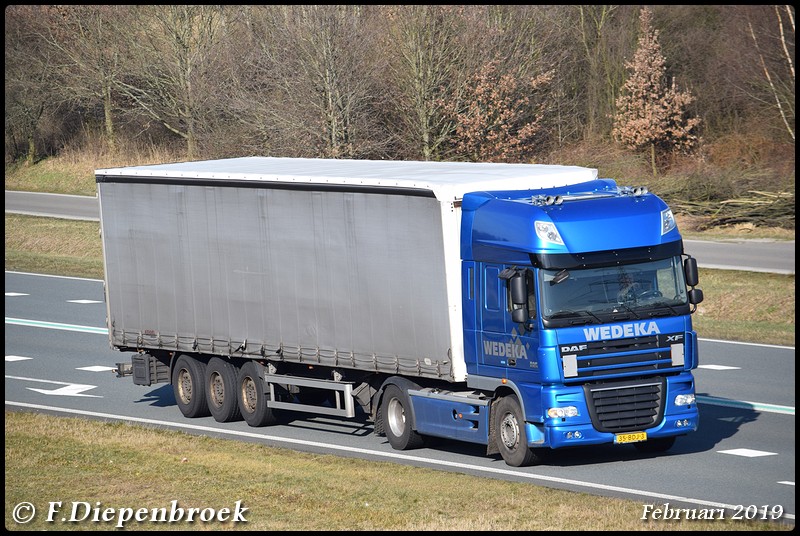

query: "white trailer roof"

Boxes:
[96, 157, 598, 201]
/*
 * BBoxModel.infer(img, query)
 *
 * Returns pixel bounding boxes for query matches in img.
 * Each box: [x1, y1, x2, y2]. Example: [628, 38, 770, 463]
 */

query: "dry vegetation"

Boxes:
[5, 411, 792, 531]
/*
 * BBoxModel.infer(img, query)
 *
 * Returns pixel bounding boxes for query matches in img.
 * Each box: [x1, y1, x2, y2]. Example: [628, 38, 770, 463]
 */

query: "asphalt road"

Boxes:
[5, 272, 795, 526]
[5, 190, 795, 275]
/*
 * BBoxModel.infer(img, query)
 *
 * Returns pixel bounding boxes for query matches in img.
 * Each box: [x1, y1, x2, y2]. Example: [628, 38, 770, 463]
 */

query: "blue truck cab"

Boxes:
[454, 178, 703, 465]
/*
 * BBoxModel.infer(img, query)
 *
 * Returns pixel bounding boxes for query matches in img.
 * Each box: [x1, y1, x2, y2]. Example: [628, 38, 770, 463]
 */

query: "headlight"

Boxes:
[535, 221, 564, 245]
[547, 406, 579, 418]
[661, 208, 676, 235]
[674, 394, 695, 406]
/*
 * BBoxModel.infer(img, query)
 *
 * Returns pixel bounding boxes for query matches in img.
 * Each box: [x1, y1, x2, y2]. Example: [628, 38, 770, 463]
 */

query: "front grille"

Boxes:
[560, 332, 684, 381]
[583, 378, 666, 433]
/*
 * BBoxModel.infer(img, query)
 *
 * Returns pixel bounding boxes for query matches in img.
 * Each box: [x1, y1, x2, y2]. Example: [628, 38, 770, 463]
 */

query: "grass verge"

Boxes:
[5, 411, 791, 531]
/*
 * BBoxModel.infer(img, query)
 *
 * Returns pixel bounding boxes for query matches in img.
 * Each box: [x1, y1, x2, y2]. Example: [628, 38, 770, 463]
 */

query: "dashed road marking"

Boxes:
[718, 448, 778, 458]
[6, 355, 33, 362]
[77, 365, 116, 372]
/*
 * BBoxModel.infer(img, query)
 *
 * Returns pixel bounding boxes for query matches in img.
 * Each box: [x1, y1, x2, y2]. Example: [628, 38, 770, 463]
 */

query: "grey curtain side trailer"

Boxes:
[98, 157, 594, 384]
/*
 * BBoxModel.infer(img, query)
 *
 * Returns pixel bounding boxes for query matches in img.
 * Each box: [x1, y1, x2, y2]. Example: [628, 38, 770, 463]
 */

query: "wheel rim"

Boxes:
[241, 376, 257, 414]
[386, 397, 406, 437]
[209, 371, 225, 408]
[499, 411, 520, 450]
[177, 368, 193, 405]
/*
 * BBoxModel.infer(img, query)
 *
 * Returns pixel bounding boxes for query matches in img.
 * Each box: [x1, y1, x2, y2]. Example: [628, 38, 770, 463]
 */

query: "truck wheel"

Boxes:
[381, 384, 424, 450]
[206, 357, 242, 423]
[172, 355, 210, 418]
[493, 395, 540, 467]
[237, 361, 278, 427]
[634, 436, 676, 453]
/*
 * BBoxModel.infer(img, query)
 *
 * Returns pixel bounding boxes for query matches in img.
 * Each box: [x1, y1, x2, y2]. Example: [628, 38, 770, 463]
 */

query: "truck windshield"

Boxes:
[539, 256, 689, 327]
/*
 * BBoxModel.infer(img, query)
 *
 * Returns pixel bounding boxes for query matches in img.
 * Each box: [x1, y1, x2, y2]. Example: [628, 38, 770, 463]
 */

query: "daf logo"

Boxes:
[561, 344, 588, 353]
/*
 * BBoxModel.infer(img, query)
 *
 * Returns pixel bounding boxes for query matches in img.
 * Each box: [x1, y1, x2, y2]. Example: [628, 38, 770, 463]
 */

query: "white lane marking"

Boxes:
[67, 299, 103, 304]
[6, 401, 793, 522]
[698, 337, 795, 350]
[718, 448, 778, 458]
[697, 364, 741, 371]
[5, 375, 102, 398]
[28, 385, 101, 397]
[5, 317, 107, 335]
[5, 292, 29, 297]
[778, 481, 795, 486]
[77, 366, 115, 372]
[6, 355, 33, 362]
[5, 270, 104, 282]
[696, 395, 794, 415]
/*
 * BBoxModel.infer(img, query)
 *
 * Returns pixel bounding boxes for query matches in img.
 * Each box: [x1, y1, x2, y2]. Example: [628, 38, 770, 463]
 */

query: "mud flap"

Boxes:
[486, 397, 500, 456]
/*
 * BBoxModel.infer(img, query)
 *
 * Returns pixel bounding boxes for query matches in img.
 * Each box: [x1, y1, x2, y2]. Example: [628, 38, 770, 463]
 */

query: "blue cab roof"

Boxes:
[461, 179, 683, 264]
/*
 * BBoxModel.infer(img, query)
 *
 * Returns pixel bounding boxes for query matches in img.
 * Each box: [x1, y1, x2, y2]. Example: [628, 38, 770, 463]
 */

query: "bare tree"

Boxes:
[114, 5, 226, 159]
[613, 8, 701, 175]
[746, 5, 795, 141]
[568, 5, 641, 140]
[4, 6, 61, 164]
[381, 5, 467, 160]
[231, 5, 387, 158]
[40, 6, 128, 151]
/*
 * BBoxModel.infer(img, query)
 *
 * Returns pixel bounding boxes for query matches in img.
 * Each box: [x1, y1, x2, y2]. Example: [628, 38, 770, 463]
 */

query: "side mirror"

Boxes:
[510, 274, 527, 306]
[501, 268, 532, 326]
[688, 288, 704, 305]
[512, 308, 528, 324]
[684, 257, 699, 288]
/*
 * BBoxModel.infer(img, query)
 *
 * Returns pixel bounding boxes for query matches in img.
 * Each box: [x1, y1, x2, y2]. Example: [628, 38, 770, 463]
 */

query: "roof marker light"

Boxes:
[535, 221, 564, 245]
[661, 208, 676, 235]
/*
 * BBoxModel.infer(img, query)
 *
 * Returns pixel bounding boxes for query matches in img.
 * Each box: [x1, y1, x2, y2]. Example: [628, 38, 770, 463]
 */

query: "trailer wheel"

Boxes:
[206, 357, 242, 422]
[381, 384, 424, 450]
[493, 395, 540, 467]
[237, 361, 278, 427]
[172, 355, 210, 418]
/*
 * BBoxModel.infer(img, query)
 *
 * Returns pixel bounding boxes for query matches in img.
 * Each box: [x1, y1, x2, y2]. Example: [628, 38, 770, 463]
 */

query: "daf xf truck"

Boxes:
[103, 157, 703, 466]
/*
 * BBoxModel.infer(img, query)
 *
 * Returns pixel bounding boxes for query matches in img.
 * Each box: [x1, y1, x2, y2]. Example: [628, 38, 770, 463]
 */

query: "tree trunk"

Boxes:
[103, 83, 116, 151]
[650, 143, 658, 176]
[26, 134, 36, 166]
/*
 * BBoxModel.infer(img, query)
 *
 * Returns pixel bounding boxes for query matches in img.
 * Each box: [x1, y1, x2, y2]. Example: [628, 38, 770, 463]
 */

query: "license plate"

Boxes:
[615, 431, 647, 444]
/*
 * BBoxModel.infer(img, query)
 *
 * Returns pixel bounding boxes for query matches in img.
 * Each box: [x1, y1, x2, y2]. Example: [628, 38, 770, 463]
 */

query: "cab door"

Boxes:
[478, 264, 538, 370]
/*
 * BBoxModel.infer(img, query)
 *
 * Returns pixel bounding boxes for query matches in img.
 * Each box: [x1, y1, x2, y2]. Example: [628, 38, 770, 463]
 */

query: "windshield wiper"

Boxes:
[611, 302, 642, 320]
[644, 302, 681, 317]
[547, 309, 602, 325]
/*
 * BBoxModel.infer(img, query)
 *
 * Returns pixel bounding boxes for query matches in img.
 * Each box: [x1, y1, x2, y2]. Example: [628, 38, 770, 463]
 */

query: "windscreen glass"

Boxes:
[540, 257, 689, 326]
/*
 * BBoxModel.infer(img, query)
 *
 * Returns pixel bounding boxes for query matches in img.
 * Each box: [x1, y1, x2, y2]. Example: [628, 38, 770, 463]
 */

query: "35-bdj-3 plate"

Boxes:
[615, 431, 647, 444]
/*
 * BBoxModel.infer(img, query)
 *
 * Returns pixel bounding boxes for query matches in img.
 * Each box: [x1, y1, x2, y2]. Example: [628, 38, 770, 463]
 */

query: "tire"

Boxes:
[634, 436, 676, 453]
[493, 395, 541, 467]
[381, 384, 424, 450]
[206, 357, 242, 423]
[237, 361, 279, 427]
[172, 354, 210, 418]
